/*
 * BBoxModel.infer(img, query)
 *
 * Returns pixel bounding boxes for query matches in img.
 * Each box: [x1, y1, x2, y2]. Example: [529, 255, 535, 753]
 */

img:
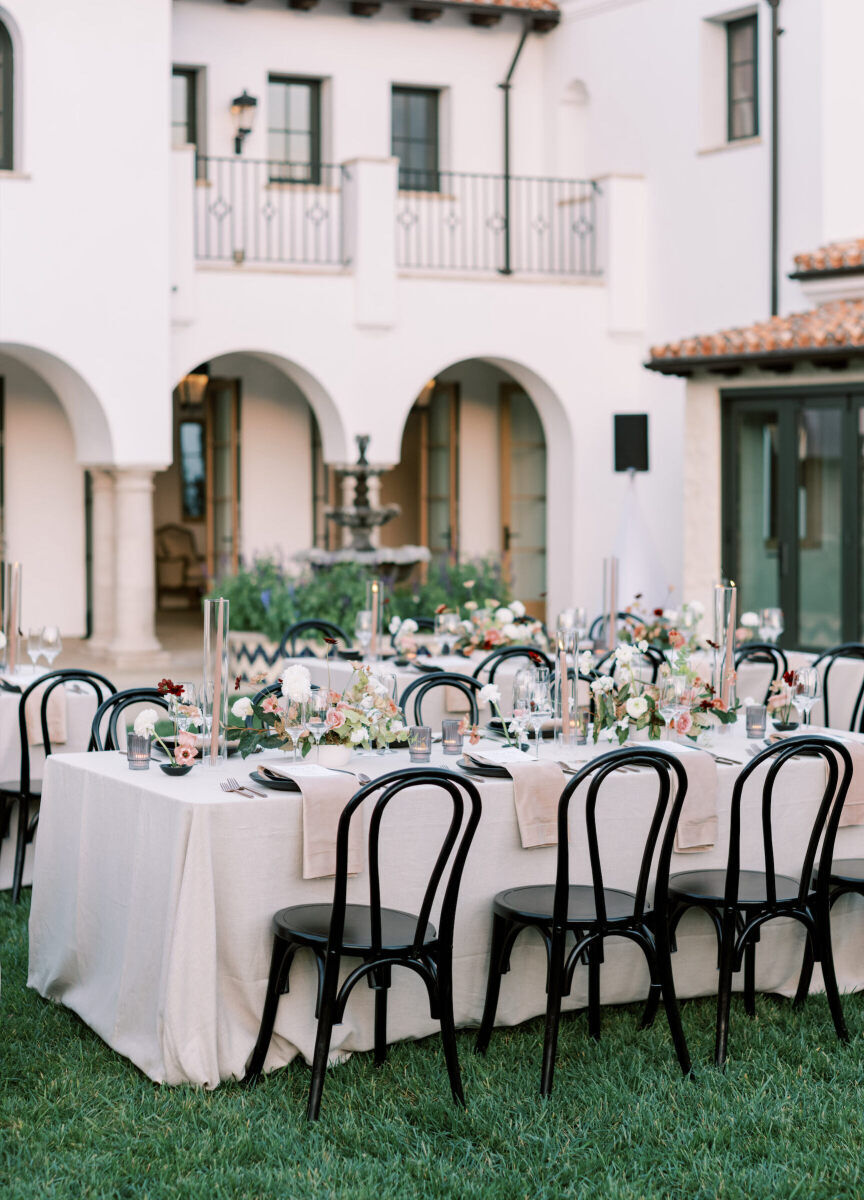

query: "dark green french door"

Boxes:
[723, 387, 864, 651]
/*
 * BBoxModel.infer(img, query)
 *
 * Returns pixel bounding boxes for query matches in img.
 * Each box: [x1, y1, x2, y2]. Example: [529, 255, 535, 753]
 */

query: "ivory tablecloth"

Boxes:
[27, 732, 864, 1088]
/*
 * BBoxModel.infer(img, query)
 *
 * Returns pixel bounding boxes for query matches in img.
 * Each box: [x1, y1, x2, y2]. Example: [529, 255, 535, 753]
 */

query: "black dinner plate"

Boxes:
[457, 756, 510, 779]
[337, 649, 362, 661]
[249, 769, 301, 792]
[486, 718, 557, 740]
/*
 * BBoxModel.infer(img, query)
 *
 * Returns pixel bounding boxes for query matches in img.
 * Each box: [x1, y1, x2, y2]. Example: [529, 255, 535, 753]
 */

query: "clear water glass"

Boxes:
[284, 699, 307, 762]
[27, 626, 44, 672]
[529, 678, 553, 760]
[793, 666, 821, 726]
[511, 666, 536, 750]
[355, 610, 373, 657]
[41, 625, 62, 666]
[305, 692, 329, 762]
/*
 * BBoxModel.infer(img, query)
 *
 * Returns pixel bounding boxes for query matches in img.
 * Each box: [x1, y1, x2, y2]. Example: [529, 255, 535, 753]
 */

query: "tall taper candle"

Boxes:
[211, 599, 225, 764]
[558, 632, 573, 746]
[723, 583, 737, 708]
[5, 562, 21, 674]
[370, 579, 380, 661]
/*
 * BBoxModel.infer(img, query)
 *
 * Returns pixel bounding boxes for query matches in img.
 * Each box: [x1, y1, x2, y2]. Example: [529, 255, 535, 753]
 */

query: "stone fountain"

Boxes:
[297, 435, 430, 579]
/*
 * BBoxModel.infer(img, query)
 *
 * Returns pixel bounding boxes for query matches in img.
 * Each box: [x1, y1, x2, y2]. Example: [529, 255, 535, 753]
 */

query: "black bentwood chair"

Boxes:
[90, 688, 171, 751]
[475, 746, 692, 1096]
[242, 766, 483, 1120]
[471, 645, 553, 683]
[734, 642, 789, 706]
[399, 672, 482, 726]
[0, 669, 115, 903]
[667, 736, 853, 1068]
[587, 611, 641, 645]
[811, 643, 864, 731]
[279, 620, 350, 660]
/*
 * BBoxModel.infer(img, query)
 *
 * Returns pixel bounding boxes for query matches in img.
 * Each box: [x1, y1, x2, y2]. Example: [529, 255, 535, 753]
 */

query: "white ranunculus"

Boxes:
[281, 664, 312, 703]
[133, 708, 159, 738]
[626, 695, 649, 719]
[502, 623, 521, 640]
[389, 616, 402, 635]
[741, 611, 760, 628]
[479, 683, 501, 706]
[401, 618, 418, 635]
[615, 643, 635, 665]
[579, 651, 596, 673]
[389, 721, 405, 734]
[510, 600, 526, 618]
[495, 607, 514, 625]
[600, 675, 615, 693]
[637, 639, 649, 653]
[231, 697, 253, 719]
[351, 728, 367, 744]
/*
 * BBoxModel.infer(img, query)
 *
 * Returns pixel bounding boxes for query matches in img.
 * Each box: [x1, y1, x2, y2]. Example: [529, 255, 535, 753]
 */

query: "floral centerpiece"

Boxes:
[133, 679, 200, 767]
[228, 662, 409, 758]
[665, 652, 741, 740]
[389, 616, 420, 657]
[586, 645, 666, 744]
[619, 598, 704, 654]
[454, 593, 548, 655]
[767, 669, 799, 728]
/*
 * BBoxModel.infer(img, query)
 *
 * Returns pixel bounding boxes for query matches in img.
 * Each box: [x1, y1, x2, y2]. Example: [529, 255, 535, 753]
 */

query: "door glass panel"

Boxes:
[426, 388, 454, 561]
[798, 407, 843, 649]
[733, 410, 780, 617]
[504, 392, 546, 616]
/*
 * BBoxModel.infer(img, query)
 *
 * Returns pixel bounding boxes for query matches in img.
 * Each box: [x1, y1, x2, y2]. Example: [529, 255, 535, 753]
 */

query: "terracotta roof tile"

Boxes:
[648, 299, 864, 364]
[793, 238, 864, 274]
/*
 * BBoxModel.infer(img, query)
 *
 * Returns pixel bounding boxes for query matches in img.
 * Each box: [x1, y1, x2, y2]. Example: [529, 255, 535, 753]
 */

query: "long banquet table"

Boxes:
[27, 730, 864, 1089]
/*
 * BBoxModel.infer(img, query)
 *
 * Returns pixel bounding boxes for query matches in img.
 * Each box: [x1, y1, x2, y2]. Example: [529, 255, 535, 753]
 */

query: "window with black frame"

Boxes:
[726, 14, 758, 141]
[172, 67, 198, 150]
[267, 76, 321, 183]
[392, 86, 439, 192]
[0, 21, 13, 170]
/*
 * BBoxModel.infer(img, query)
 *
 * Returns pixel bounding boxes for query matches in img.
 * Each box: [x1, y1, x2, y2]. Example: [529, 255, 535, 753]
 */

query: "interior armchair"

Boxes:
[155, 524, 207, 609]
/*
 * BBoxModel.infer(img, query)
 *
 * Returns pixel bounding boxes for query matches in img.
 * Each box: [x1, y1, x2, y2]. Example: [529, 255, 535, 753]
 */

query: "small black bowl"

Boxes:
[160, 762, 194, 777]
[772, 720, 800, 732]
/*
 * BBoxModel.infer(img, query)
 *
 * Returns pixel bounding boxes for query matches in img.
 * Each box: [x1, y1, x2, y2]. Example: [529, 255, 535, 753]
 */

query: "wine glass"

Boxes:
[793, 667, 821, 727]
[173, 681, 197, 734]
[572, 606, 589, 647]
[658, 675, 678, 735]
[41, 626, 62, 667]
[305, 691, 329, 763]
[528, 676, 553, 761]
[511, 666, 536, 750]
[27, 627, 44, 673]
[355, 610, 373, 658]
[759, 608, 785, 645]
[669, 674, 690, 737]
[284, 698, 307, 762]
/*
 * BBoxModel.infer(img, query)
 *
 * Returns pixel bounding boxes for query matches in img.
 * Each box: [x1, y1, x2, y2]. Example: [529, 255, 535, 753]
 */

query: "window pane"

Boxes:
[268, 130, 287, 161]
[287, 132, 311, 164]
[392, 93, 408, 139]
[731, 62, 753, 103]
[730, 20, 755, 62]
[179, 422, 206, 521]
[269, 81, 287, 127]
[731, 101, 756, 139]
[287, 83, 310, 130]
[172, 74, 188, 127]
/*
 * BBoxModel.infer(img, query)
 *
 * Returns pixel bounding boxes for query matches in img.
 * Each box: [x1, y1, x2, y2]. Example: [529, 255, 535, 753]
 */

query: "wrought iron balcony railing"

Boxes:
[194, 156, 347, 267]
[395, 169, 600, 276]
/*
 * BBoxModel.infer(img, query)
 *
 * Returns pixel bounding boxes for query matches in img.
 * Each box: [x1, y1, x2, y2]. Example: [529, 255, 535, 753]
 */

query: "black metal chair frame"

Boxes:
[399, 672, 481, 726]
[812, 643, 864, 731]
[90, 688, 172, 751]
[242, 766, 483, 1120]
[667, 736, 853, 1068]
[588, 611, 642, 644]
[475, 746, 692, 1095]
[593, 645, 666, 685]
[734, 642, 789, 706]
[278, 620, 349, 660]
[0, 668, 115, 903]
[471, 645, 553, 683]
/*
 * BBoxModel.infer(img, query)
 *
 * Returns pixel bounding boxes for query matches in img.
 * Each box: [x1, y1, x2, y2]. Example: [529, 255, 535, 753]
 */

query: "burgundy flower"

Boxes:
[783, 669, 795, 686]
[157, 678, 183, 697]
[234, 675, 242, 691]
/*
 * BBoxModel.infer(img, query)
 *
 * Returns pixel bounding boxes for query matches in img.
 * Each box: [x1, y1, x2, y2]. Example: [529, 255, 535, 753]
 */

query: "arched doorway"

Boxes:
[381, 360, 548, 618]
[158, 350, 343, 607]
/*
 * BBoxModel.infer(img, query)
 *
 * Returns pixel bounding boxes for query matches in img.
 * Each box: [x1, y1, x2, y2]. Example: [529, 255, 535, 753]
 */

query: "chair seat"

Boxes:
[814, 859, 864, 887]
[0, 780, 41, 798]
[669, 868, 801, 906]
[274, 903, 436, 953]
[492, 883, 637, 925]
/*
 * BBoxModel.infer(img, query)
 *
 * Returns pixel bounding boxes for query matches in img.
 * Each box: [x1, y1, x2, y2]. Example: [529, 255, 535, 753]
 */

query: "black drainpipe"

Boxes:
[499, 21, 531, 275]
[767, 0, 782, 316]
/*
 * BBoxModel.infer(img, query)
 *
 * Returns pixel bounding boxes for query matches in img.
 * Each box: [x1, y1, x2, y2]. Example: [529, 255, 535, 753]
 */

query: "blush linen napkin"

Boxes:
[264, 763, 362, 880]
[656, 742, 719, 853]
[24, 682, 67, 748]
[776, 727, 864, 828]
[464, 744, 565, 849]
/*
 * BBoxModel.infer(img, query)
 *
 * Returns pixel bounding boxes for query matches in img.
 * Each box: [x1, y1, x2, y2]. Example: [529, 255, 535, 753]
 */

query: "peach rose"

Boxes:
[674, 712, 692, 735]
[325, 707, 346, 730]
[261, 695, 281, 714]
[668, 629, 685, 649]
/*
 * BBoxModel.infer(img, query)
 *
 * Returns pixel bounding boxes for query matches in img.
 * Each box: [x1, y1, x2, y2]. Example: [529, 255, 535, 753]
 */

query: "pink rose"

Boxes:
[668, 630, 685, 649]
[674, 712, 692, 736]
[261, 696, 281, 714]
[325, 707, 346, 730]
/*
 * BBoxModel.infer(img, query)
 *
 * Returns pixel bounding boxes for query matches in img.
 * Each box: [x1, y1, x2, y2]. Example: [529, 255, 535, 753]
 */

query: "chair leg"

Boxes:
[475, 913, 511, 1055]
[714, 909, 738, 1070]
[307, 954, 341, 1122]
[587, 950, 601, 1042]
[654, 929, 691, 1077]
[743, 939, 757, 1017]
[11, 794, 28, 905]
[374, 984, 388, 1068]
[436, 961, 466, 1108]
[793, 933, 815, 1008]
[540, 929, 566, 1098]
[815, 903, 849, 1044]
[638, 928, 662, 1031]
[242, 937, 295, 1086]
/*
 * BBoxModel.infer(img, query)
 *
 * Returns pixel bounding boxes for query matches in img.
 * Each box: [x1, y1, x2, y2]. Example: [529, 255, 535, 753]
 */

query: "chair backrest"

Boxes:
[327, 766, 483, 960]
[555, 747, 689, 932]
[588, 611, 641, 644]
[279, 619, 349, 659]
[413, 617, 436, 632]
[734, 642, 789, 706]
[17, 669, 116, 791]
[90, 688, 172, 751]
[156, 524, 197, 561]
[812, 643, 864, 731]
[726, 736, 852, 908]
[399, 672, 481, 725]
[471, 645, 553, 682]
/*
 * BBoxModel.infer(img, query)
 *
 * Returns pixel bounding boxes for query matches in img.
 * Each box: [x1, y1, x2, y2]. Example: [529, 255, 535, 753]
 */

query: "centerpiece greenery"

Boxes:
[618, 597, 704, 654]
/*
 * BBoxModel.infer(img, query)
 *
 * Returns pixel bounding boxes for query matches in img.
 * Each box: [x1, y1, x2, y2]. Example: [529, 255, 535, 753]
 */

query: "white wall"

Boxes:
[2, 357, 86, 633]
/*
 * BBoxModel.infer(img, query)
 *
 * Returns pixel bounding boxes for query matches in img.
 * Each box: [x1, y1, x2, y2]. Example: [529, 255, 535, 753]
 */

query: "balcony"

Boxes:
[190, 154, 600, 278]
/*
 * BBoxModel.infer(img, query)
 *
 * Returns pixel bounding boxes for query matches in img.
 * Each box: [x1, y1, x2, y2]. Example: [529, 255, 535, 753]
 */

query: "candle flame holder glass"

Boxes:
[441, 719, 462, 756]
[745, 705, 768, 739]
[408, 725, 432, 763]
[127, 734, 151, 771]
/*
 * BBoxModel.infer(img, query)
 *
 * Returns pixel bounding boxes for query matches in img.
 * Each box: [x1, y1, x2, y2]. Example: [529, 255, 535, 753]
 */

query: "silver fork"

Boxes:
[556, 759, 637, 775]
[227, 775, 268, 797]
[220, 780, 254, 798]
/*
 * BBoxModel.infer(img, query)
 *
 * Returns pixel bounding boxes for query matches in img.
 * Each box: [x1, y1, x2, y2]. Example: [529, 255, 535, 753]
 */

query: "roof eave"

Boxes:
[788, 264, 864, 282]
[644, 346, 864, 378]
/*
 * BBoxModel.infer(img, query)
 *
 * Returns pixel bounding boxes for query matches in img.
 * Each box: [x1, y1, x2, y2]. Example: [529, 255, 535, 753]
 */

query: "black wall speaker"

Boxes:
[614, 413, 649, 472]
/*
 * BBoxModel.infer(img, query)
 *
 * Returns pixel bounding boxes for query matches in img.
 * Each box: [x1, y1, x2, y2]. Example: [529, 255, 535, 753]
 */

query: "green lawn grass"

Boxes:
[2, 891, 863, 1200]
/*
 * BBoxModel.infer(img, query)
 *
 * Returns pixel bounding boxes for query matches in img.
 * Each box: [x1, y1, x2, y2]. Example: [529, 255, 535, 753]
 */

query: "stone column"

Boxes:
[87, 468, 116, 653]
[108, 468, 166, 667]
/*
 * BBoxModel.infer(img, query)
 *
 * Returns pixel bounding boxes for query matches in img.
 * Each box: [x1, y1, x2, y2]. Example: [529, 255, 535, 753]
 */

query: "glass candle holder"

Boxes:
[408, 725, 432, 763]
[127, 734, 151, 771]
[575, 706, 590, 746]
[745, 704, 767, 739]
[441, 719, 462, 756]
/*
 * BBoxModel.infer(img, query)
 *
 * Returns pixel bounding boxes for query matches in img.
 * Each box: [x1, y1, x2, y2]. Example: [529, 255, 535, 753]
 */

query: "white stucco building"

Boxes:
[1, 0, 862, 660]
